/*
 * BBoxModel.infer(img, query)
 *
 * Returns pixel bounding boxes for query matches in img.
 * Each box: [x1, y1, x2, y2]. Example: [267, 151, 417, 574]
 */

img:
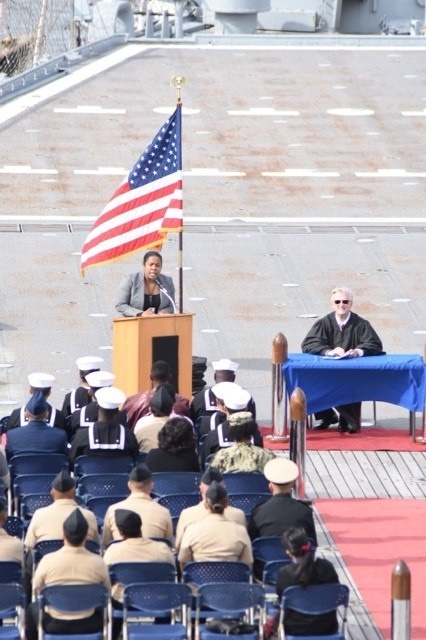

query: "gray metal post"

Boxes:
[391, 560, 411, 640]
[145, 8, 154, 37]
[161, 10, 170, 38]
[289, 387, 307, 500]
[174, 0, 184, 38]
[271, 332, 288, 440]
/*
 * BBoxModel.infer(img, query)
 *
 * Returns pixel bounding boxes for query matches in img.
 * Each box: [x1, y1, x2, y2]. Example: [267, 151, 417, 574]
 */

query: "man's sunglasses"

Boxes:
[334, 299, 350, 304]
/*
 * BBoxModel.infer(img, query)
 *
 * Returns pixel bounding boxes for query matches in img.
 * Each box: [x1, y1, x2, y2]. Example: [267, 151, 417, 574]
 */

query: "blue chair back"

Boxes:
[152, 472, 201, 497]
[12, 474, 56, 514]
[9, 454, 68, 479]
[76, 474, 130, 500]
[0, 561, 22, 584]
[252, 537, 285, 563]
[109, 561, 177, 586]
[262, 560, 291, 587]
[123, 581, 191, 617]
[280, 583, 350, 640]
[85, 495, 127, 527]
[228, 493, 270, 516]
[0, 583, 26, 628]
[73, 455, 134, 478]
[38, 584, 109, 627]
[222, 473, 269, 494]
[182, 561, 251, 586]
[33, 540, 63, 567]
[156, 493, 200, 518]
[3, 516, 24, 540]
[20, 494, 53, 526]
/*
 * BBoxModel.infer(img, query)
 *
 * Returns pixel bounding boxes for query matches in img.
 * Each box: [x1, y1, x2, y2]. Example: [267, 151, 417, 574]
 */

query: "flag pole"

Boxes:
[170, 75, 188, 313]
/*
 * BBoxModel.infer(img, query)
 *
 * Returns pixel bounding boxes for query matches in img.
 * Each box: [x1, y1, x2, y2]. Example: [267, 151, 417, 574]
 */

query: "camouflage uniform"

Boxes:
[210, 442, 275, 473]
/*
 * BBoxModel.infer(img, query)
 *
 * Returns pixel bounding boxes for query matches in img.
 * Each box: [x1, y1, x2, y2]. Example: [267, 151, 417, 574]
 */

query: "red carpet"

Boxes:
[316, 499, 426, 639]
[260, 427, 423, 452]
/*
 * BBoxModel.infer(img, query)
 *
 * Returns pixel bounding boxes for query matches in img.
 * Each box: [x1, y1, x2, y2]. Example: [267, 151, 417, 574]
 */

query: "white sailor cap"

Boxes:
[27, 372, 55, 389]
[85, 370, 115, 389]
[263, 458, 299, 485]
[221, 386, 251, 411]
[95, 386, 126, 409]
[211, 359, 239, 372]
[76, 356, 104, 371]
[211, 381, 242, 402]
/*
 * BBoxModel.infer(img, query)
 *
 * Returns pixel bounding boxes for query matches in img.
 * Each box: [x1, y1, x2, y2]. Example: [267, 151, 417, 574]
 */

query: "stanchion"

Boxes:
[391, 559, 411, 640]
[267, 332, 288, 444]
[289, 387, 307, 501]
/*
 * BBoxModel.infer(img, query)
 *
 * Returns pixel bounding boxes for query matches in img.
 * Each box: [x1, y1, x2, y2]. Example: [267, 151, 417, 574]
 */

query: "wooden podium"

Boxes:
[112, 313, 193, 399]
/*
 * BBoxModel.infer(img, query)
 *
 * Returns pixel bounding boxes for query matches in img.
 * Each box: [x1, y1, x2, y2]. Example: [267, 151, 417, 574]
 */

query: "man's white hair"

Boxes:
[331, 287, 353, 300]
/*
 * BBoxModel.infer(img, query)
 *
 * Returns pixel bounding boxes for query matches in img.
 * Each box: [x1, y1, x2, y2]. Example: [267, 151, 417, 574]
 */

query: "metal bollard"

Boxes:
[270, 332, 288, 441]
[391, 559, 411, 640]
[289, 387, 307, 500]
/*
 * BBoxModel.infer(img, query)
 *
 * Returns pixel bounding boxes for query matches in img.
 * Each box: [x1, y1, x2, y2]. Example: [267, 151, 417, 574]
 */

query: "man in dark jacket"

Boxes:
[301, 286, 384, 433]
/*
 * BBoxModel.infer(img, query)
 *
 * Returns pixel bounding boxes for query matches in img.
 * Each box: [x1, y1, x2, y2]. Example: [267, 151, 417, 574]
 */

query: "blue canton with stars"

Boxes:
[128, 109, 181, 189]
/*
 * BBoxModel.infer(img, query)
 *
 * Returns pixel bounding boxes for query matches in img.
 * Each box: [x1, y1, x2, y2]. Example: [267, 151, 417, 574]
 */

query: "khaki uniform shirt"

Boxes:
[178, 513, 253, 567]
[134, 416, 169, 453]
[0, 528, 25, 564]
[24, 499, 100, 549]
[33, 545, 110, 619]
[175, 501, 247, 552]
[102, 493, 173, 548]
[104, 537, 176, 601]
[210, 443, 275, 474]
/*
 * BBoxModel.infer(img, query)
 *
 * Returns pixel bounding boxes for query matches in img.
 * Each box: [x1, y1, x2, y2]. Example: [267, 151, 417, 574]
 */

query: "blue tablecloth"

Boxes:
[283, 353, 426, 414]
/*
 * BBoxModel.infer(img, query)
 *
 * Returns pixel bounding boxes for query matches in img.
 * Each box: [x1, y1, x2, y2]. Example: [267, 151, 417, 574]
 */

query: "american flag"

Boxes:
[80, 105, 183, 275]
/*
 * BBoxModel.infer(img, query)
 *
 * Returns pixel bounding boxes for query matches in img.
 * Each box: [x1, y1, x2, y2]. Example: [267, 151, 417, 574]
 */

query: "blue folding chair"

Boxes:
[8, 454, 68, 480]
[252, 537, 286, 563]
[222, 473, 269, 494]
[0, 561, 22, 584]
[33, 539, 100, 571]
[262, 560, 291, 588]
[151, 472, 201, 497]
[228, 493, 270, 517]
[3, 516, 24, 540]
[85, 495, 127, 529]
[76, 474, 130, 501]
[182, 561, 252, 587]
[279, 583, 350, 640]
[20, 494, 53, 531]
[12, 475, 56, 515]
[157, 493, 200, 519]
[73, 455, 134, 478]
[122, 582, 191, 640]
[195, 583, 265, 640]
[0, 583, 26, 640]
[109, 561, 177, 587]
[37, 583, 109, 640]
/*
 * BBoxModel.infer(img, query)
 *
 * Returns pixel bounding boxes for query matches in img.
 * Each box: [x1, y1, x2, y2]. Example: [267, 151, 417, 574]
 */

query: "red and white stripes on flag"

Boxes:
[80, 105, 183, 275]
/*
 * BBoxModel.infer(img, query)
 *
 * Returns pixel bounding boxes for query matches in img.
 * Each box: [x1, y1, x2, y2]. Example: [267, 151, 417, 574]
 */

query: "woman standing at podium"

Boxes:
[115, 250, 176, 317]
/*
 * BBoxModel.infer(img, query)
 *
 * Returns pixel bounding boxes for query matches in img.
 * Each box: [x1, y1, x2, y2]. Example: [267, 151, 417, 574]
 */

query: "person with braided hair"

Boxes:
[265, 527, 340, 638]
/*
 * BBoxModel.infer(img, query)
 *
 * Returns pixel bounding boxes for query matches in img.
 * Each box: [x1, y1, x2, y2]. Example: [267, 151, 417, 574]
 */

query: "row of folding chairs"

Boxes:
[0, 580, 349, 640]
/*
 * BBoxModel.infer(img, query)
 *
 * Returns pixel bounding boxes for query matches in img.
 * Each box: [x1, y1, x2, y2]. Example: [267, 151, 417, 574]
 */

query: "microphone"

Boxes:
[155, 278, 178, 314]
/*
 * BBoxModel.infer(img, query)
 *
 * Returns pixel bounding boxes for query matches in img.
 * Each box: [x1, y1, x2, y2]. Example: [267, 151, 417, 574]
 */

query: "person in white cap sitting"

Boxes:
[69, 370, 127, 435]
[190, 358, 256, 424]
[61, 355, 104, 420]
[197, 381, 244, 439]
[5, 372, 69, 438]
[5, 391, 68, 461]
[200, 385, 263, 468]
[247, 458, 317, 545]
[69, 387, 138, 467]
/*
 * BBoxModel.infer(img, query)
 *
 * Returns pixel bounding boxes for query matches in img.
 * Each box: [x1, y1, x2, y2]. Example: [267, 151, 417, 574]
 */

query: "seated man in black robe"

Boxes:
[301, 286, 384, 433]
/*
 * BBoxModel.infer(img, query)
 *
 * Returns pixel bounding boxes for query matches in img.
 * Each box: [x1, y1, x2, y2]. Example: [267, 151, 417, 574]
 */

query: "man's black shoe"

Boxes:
[313, 417, 338, 431]
[338, 418, 349, 433]
[348, 425, 360, 434]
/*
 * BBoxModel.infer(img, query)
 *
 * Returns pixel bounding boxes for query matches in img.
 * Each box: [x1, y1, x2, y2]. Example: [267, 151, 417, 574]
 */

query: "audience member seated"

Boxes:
[123, 360, 191, 429]
[25, 509, 110, 640]
[191, 358, 256, 423]
[24, 470, 100, 550]
[0, 496, 24, 564]
[104, 509, 176, 640]
[248, 458, 317, 546]
[5, 391, 68, 461]
[102, 465, 173, 548]
[0, 446, 10, 488]
[145, 417, 201, 472]
[70, 370, 127, 435]
[264, 527, 340, 639]
[178, 481, 253, 570]
[209, 412, 275, 473]
[134, 385, 175, 453]
[61, 355, 104, 419]
[200, 386, 263, 467]
[69, 387, 138, 467]
[175, 467, 246, 552]
[197, 381, 240, 438]
[5, 372, 69, 438]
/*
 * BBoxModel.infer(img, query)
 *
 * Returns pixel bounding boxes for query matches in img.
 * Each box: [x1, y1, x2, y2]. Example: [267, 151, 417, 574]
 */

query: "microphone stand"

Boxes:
[156, 279, 178, 314]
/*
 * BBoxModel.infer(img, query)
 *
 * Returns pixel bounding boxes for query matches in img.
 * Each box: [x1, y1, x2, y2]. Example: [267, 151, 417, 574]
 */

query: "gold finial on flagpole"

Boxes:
[170, 75, 188, 105]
